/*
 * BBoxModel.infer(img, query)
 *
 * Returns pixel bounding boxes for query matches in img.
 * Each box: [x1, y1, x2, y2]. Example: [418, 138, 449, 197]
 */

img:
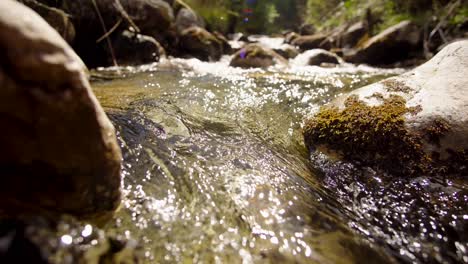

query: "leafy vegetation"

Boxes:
[185, 0, 467, 36]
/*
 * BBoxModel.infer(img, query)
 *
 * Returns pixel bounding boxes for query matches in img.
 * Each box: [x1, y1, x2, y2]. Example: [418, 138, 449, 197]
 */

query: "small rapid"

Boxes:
[90, 49, 466, 263]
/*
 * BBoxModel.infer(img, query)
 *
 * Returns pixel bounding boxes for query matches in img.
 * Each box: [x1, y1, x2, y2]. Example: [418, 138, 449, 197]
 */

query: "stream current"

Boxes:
[91, 52, 467, 263]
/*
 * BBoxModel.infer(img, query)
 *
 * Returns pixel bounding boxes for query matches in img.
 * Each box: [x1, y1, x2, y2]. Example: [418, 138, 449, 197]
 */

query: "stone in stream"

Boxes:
[304, 40, 468, 177]
[291, 33, 332, 51]
[212, 31, 233, 55]
[178, 26, 223, 61]
[0, 0, 122, 221]
[306, 50, 341, 66]
[273, 44, 300, 59]
[283, 31, 300, 44]
[105, 30, 166, 66]
[229, 44, 288, 68]
[59, 0, 174, 67]
[344, 20, 421, 66]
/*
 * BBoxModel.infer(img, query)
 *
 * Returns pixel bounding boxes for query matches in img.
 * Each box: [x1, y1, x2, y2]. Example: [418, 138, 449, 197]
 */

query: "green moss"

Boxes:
[303, 94, 430, 176]
[423, 118, 450, 146]
[382, 79, 413, 93]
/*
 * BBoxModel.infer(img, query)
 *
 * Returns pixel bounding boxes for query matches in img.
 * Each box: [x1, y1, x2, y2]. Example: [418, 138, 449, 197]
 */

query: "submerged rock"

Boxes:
[106, 30, 166, 66]
[344, 20, 421, 66]
[230, 44, 287, 68]
[304, 40, 468, 177]
[18, 0, 75, 44]
[0, 0, 122, 221]
[179, 26, 223, 61]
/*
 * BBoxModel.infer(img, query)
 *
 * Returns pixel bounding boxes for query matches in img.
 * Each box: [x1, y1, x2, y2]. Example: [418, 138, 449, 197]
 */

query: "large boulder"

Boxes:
[304, 40, 468, 177]
[344, 20, 421, 66]
[18, 0, 75, 43]
[175, 7, 204, 33]
[292, 33, 332, 51]
[230, 44, 287, 68]
[105, 30, 166, 66]
[178, 26, 223, 61]
[0, 0, 122, 221]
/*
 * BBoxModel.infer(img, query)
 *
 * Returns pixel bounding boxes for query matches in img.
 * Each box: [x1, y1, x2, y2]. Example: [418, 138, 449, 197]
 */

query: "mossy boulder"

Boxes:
[304, 40, 468, 177]
[229, 44, 287, 69]
[0, 0, 122, 221]
[344, 20, 421, 66]
[178, 26, 223, 61]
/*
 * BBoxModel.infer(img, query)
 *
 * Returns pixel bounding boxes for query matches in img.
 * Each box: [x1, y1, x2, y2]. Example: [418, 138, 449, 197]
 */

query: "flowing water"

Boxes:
[90, 53, 467, 263]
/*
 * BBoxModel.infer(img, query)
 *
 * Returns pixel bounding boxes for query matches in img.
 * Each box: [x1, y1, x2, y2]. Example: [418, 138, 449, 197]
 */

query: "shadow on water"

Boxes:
[91, 59, 466, 263]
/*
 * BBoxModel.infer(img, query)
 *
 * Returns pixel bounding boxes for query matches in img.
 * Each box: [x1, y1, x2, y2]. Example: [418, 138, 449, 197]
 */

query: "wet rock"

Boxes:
[304, 40, 468, 177]
[213, 31, 233, 54]
[175, 7, 204, 33]
[0, 0, 122, 221]
[0, 217, 143, 264]
[60, 0, 174, 67]
[273, 44, 300, 59]
[105, 30, 166, 66]
[284, 31, 300, 44]
[344, 20, 421, 66]
[292, 33, 332, 51]
[292, 49, 341, 67]
[307, 50, 340, 66]
[299, 23, 316, 35]
[230, 44, 287, 68]
[18, 0, 75, 43]
[179, 26, 223, 61]
[341, 21, 368, 48]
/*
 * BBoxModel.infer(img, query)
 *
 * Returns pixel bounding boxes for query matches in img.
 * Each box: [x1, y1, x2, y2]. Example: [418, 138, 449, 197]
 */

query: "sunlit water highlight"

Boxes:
[91, 54, 467, 263]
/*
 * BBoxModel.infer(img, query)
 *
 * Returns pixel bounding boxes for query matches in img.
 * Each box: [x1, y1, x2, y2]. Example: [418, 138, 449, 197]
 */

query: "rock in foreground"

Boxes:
[0, 0, 122, 221]
[304, 40, 468, 177]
